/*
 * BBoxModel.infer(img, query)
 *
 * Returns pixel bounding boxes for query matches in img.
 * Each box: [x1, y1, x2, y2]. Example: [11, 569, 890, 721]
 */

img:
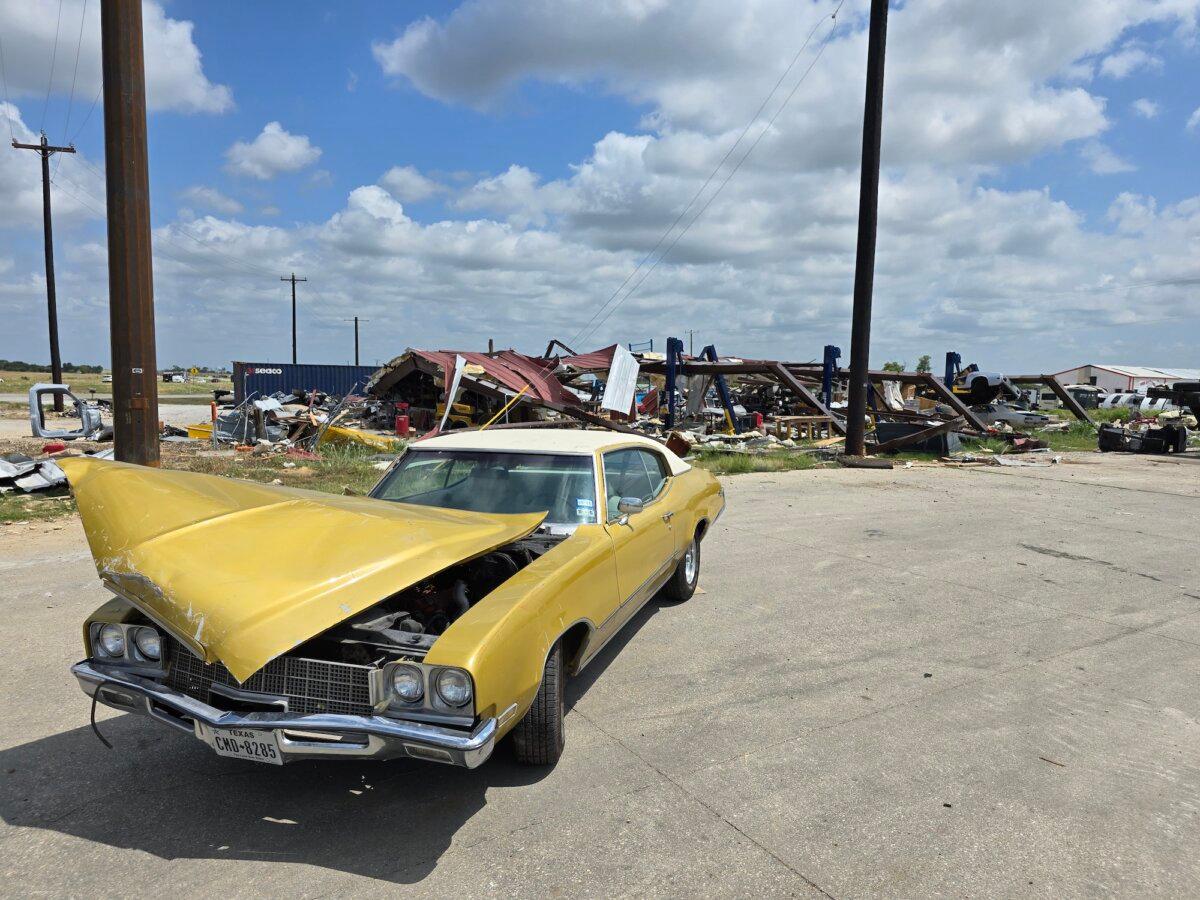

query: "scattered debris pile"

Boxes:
[1, 447, 112, 494]
[184, 389, 404, 453]
[1096, 380, 1199, 455]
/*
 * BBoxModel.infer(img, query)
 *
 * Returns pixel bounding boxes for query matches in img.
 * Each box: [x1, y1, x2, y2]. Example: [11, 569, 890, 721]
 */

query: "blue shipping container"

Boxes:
[232, 361, 379, 404]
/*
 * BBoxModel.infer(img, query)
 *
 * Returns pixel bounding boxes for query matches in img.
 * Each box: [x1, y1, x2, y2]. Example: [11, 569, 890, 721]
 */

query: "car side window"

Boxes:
[637, 450, 670, 500]
[604, 448, 671, 519]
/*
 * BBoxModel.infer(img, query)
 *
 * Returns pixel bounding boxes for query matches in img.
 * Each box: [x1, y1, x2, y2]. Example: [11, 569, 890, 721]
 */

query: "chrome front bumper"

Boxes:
[72, 660, 496, 768]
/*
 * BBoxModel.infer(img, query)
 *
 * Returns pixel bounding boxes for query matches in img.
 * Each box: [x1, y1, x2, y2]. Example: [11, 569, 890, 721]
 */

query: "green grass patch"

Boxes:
[1089, 407, 1131, 423]
[691, 448, 820, 475]
[0, 489, 75, 524]
[164, 442, 391, 496]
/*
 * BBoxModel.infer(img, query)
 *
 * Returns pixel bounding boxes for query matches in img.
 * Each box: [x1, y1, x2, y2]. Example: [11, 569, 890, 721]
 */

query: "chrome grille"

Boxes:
[164, 636, 374, 716]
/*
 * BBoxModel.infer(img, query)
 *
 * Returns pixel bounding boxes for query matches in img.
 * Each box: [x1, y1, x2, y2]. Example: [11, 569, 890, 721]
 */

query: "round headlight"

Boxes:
[98, 624, 125, 657]
[133, 627, 161, 661]
[435, 669, 472, 708]
[391, 665, 424, 703]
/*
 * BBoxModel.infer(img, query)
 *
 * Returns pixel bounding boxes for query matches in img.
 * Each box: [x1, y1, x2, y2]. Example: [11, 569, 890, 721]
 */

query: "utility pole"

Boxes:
[344, 316, 368, 366]
[844, 0, 889, 458]
[685, 329, 698, 356]
[101, 0, 159, 465]
[12, 133, 76, 411]
[281, 272, 306, 364]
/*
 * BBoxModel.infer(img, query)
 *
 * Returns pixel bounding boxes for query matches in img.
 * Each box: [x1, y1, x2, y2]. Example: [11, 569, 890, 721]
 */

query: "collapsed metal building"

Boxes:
[359, 338, 1095, 456]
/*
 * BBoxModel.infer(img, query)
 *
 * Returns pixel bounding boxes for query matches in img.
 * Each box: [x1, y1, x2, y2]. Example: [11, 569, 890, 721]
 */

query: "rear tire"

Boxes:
[512, 640, 566, 765]
[661, 536, 700, 602]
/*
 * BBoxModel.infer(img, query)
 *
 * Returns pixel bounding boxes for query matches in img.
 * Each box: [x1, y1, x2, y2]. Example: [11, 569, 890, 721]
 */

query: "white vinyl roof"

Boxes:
[1055, 364, 1200, 380]
[413, 428, 691, 474]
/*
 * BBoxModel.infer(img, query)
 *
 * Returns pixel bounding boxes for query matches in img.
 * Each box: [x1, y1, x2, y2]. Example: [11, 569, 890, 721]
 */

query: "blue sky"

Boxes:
[1, 0, 1198, 373]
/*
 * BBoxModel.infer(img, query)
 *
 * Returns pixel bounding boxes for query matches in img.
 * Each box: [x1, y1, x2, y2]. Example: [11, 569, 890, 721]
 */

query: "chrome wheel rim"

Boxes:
[683, 543, 697, 584]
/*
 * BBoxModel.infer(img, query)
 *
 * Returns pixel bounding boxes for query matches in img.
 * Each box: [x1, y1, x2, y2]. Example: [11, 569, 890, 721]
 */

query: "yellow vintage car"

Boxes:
[64, 430, 724, 768]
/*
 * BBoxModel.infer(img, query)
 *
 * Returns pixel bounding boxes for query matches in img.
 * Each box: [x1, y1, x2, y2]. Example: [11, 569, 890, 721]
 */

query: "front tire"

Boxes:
[661, 536, 700, 602]
[512, 639, 566, 765]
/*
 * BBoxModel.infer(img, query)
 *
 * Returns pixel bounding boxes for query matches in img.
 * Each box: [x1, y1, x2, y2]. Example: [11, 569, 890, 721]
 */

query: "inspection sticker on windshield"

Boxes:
[206, 727, 282, 765]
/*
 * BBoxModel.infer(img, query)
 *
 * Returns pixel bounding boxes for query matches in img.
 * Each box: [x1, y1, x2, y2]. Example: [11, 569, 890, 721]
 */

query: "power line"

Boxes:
[42, 0, 65, 133]
[51, 174, 282, 290]
[575, 4, 845, 347]
[62, 0, 89, 139]
[53, 164, 283, 281]
[69, 82, 102, 143]
[69, 155, 281, 278]
[1008, 274, 1200, 299]
[568, 0, 845, 349]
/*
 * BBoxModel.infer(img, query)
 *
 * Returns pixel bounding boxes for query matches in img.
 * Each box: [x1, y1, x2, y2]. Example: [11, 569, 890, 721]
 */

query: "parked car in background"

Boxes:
[65, 430, 724, 769]
[974, 402, 1051, 429]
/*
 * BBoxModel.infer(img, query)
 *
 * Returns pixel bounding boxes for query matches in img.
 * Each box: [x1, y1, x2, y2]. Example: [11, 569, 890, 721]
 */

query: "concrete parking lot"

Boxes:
[2, 453, 1198, 897]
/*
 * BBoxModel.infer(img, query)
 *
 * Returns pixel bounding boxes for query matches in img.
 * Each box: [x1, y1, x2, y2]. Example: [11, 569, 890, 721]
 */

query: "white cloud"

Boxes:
[1130, 98, 1160, 119]
[0, 0, 231, 115]
[1099, 46, 1164, 79]
[379, 165, 444, 202]
[1188, 106, 1200, 132]
[0, 103, 106, 228]
[179, 185, 243, 215]
[260, 205, 282, 217]
[373, 0, 1199, 170]
[1081, 141, 1136, 174]
[225, 123, 322, 180]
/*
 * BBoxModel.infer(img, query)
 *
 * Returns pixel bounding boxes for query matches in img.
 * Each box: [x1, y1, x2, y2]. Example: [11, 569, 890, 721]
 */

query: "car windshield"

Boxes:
[371, 449, 597, 525]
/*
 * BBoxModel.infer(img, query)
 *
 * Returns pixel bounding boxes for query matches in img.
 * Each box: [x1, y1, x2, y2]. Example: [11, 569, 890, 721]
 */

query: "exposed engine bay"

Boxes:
[296, 530, 568, 666]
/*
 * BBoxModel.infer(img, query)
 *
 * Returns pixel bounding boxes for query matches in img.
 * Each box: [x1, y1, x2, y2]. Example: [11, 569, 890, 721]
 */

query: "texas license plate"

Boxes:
[207, 727, 283, 765]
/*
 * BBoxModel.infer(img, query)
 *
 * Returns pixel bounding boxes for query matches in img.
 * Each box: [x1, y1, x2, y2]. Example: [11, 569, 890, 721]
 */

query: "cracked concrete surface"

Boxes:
[1, 452, 1197, 897]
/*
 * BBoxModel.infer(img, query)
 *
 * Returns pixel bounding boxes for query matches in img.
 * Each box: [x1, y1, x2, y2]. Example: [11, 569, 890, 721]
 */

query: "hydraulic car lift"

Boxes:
[663, 337, 740, 432]
[699, 344, 739, 434]
[822, 345, 841, 409]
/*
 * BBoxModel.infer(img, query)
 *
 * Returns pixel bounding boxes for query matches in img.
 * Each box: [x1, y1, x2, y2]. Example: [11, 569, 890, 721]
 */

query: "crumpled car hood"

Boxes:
[61, 457, 543, 682]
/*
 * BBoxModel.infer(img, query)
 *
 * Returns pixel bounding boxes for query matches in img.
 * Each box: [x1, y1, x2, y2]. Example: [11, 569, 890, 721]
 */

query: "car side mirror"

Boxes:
[617, 497, 644, 516]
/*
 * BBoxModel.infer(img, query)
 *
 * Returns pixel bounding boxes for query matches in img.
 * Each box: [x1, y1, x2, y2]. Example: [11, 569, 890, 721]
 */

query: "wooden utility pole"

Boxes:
[281, 273, 306, 364]
[12, 133, 76, 411]
[344, 316, 369, 365]
[845, 0, 889, 457]
[101, 0, 159, 465]
[686, 329, 698, 356]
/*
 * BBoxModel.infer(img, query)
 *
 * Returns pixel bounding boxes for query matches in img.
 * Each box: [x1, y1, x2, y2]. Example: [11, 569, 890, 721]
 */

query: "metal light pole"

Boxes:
[101, 0, 159, 465]
[844, 0, 889, 457]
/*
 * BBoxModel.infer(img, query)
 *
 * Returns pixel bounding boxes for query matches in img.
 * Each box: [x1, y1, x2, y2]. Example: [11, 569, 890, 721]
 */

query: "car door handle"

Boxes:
[661, 512, 674, 522]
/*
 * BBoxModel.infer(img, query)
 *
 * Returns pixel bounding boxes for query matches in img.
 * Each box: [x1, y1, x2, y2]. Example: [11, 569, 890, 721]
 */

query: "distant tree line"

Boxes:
[0, 359, 103, 373]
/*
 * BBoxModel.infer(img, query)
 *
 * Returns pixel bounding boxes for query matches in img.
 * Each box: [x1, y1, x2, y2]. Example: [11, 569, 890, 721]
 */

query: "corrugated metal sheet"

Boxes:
[232, 362, 379, 404]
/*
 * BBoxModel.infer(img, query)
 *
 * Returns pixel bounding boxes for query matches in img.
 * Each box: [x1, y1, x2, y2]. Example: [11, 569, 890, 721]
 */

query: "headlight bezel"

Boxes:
[434, 668, 473, 708]
[89, 621, 165, 672]
[131, 626, 162, 662]
[382, 661, 475, 721]
[96, 623, 126, 658]
[390, 664, 425, 704]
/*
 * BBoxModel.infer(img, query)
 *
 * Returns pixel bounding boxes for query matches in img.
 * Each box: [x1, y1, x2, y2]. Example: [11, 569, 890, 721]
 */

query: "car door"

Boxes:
[599, 447, 677, 633]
